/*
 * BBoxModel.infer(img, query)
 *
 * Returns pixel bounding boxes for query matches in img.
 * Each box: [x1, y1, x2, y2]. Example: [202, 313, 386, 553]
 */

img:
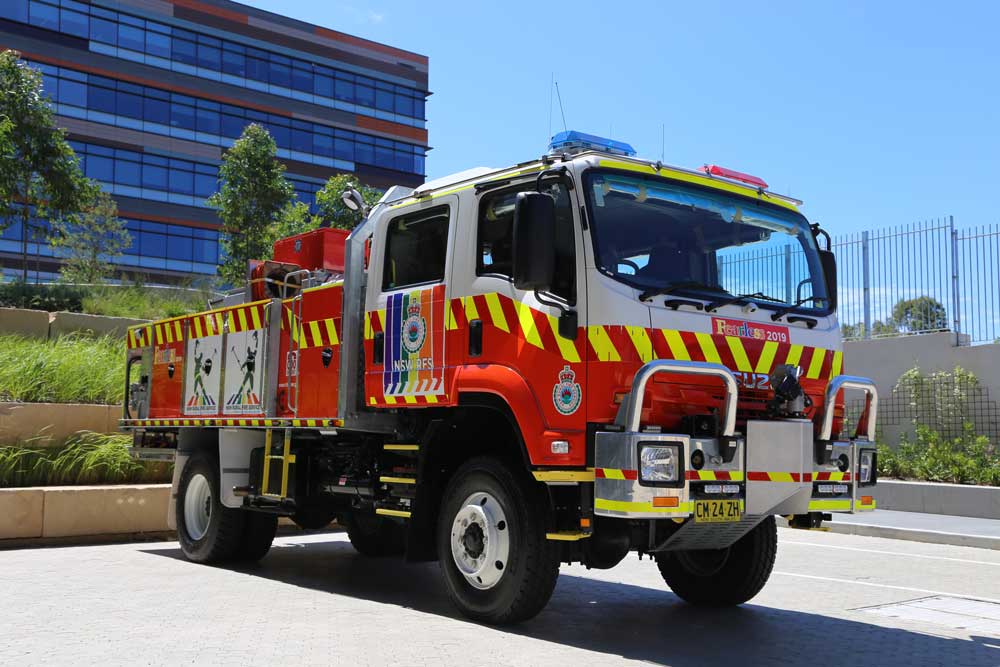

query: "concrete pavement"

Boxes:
[826, 509, 1000, 550]
[1, 528, 998, 666]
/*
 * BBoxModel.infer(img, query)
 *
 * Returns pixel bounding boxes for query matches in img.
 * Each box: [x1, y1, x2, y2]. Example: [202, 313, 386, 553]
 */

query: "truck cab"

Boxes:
[124, 131, 878, 624]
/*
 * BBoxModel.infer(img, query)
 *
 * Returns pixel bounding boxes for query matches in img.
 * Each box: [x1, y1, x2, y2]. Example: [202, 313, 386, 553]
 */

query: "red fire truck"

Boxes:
[123, 131, 878, 624]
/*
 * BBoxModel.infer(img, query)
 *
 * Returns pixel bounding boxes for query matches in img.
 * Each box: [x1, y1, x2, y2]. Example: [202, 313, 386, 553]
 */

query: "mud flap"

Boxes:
[745, 420, 813, 516]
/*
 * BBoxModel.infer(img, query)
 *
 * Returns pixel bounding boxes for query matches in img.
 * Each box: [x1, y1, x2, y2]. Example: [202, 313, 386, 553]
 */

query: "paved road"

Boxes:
[1, 528, 998, 666]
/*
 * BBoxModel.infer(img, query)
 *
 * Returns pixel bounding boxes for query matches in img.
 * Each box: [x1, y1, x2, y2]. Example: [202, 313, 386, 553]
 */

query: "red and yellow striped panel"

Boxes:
[685, 470, 745, 481]
[227, 302, 266, 334]
[189, 310, 226, 340]
[814, 471, 853, 482]
[119, 417, 343, 428]
[127, 324, 155, 349]
[747, 471, 813, 482]
[283, 309, 340, 350]
[594, 467, 639, 480]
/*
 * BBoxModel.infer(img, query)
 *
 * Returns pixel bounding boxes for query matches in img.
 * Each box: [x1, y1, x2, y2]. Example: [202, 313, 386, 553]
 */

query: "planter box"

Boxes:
[0, 402, 120, 447]
[0, 307, 50, 339]
[874, 479, 1000, 519]
[0, 488, 44, 539]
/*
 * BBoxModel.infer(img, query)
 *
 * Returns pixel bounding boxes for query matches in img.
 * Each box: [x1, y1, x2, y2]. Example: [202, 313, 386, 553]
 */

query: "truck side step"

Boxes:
[379, 475, 417, 485]
[376, 507, 412, 519]
[383, 443, 419, 452]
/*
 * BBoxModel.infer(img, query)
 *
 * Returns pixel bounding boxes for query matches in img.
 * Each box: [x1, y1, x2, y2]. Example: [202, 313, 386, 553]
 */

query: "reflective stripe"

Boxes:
[513, 301, 543, 349]
[588, 326, 621, 361]
[755, 340, 779, 373]
[662, 329, 691, 360]
[808, 499, 852, 511]
[547, 313, 581, 362]
[595, 498, 693, 514]
[484, 293, 509, 332]
[806, 348, 827, 379]
[695, 332, 722, 364]
[533, 470, 595, 482]
[626, 325, 654, 362]
[726, 336, 753, 372]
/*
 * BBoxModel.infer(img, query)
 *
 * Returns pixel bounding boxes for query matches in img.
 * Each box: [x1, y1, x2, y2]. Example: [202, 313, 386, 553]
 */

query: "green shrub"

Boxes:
[0, 334, 124, 404]
[0, 281, 84, 311]
[0, 431, 172, 488]
[878, 423, 1000, 486]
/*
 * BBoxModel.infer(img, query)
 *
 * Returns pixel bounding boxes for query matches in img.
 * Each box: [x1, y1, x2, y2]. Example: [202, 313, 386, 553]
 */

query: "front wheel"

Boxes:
[655, 515, 777, 606]
[437, 457, 560, 625]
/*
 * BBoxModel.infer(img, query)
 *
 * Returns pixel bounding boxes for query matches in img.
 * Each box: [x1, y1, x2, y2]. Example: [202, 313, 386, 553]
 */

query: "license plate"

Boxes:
[694, 499, 741, 523]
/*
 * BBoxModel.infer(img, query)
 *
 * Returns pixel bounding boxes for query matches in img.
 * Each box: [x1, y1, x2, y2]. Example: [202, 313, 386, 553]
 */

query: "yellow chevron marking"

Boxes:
[830, 350, 843, 377]
[662, 330, 691, 360]
[694, 470, 745, 481]
[463, 295, 480, 323]
[364, 312, 372, 340]
[250, 306, 262, 330]
[237, 308, 248, 332]
[377, 309, 386, 331]
[446, 300, 458, 330]
[173, 320, 183, 341]
[626, 326, 654, 362]
[384, 396, 397, 405]
[484, 293, 509, 332]
[193, 317, 203, 339]
[725, 336, 753, 372]
[785, 344, 804, 367]
[695, 333, 722, 364]
[324, 318, 338, 345]
[588, 326, 621, 362]
[769, 472, 795, 483]
[154, 324, 164, 345]
[403, 395, 417, 404]
[755, 340, 779, 373]
[165, 323, 175, 344]
[601, 468, 626, 480]
[425, 394, 438, 404]
[806, 348, 827, 379]
[214, 313, 224, 334]
[513, 301, 543, 349]
[547, 314, 581, 363]
[309, 320, 322, 348]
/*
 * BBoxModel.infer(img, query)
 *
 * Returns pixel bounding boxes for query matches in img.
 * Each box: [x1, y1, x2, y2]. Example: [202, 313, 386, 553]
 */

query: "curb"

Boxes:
[823, 520, 1000, 551]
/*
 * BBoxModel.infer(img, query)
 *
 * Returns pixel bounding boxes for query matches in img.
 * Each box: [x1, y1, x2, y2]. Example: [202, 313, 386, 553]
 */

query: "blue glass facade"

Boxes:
[0, 0, 429, 282]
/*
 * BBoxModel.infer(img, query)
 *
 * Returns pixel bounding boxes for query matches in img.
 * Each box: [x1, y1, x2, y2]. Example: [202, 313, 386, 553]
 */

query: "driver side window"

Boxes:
[477, 182, 576, 303]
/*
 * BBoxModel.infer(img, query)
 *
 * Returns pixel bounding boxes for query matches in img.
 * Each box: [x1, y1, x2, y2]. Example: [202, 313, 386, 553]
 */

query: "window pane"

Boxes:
[85, 155, 114, 181]
[196, 107, 219, 134]
[117, 91, 142, 119]
[142, 164, 167, 189]
[291, 128, 312, 154]
[0, 0, 28, 23]
[60, 8, 88, 38]
[374, 144, 394, 169]
[172, 37, 197, 66]
[246, 57, 267, 82]
[314, 74, 333, 98]
[115, 159, 141, 187]
[375, 88, 393, 112]
[28, 1, 58, 30]
[193, 238, 217, 263]
[146, 31, 171, 58]
[118, 24, 144, 52]
[382, 208, 449, 290]
[167, 235, 193, 260]
[141, 232, 167, 257]
[396, 94, 415, 118]
[334, 77, 353, 102]
[169, 169, 193, 195]
[221, 113, 244, 138]
[196, 44, 220, 70]
[355, 141, 373, 166]
[291, 66, 312, 92]
[89, 16, 117, 44]
[58, 79, 87, 107]
[355, 82, 374, 107]
[171, 103, 195, 130]
[194, 173, 215, 198]
[268, 123, 289, 147]
[90, 85, 116, 114]
[144, 96, 169, 125]
[222, 49, 245, 76]
[269, 62, 290, 88]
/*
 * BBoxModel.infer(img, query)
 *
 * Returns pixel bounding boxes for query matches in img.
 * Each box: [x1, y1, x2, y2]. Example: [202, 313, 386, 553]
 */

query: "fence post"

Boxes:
[950, 215, 961, 342]
[862, 230, 871, 339]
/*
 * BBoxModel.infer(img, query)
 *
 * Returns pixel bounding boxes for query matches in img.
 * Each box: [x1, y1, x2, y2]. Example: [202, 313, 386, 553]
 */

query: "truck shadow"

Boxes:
[142, 534, 999, 667]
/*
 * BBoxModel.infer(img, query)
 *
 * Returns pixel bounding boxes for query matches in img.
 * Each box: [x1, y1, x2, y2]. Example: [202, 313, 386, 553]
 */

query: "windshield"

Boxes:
[585, 171, 830, 312]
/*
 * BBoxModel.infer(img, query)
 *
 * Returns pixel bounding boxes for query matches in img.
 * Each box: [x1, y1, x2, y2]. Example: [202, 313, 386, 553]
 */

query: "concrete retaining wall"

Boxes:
[0, 308, 50, 338]
[874, 479, 1000, 519]
[0, 403, 120, 446]
[49, 311, 147, 339]
[0, 484, 169, 541]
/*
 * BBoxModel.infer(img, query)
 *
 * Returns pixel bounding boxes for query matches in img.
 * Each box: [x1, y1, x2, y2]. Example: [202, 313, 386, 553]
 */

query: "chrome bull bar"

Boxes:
[819, 375, 879, 442]
[619, 359, 739, 435]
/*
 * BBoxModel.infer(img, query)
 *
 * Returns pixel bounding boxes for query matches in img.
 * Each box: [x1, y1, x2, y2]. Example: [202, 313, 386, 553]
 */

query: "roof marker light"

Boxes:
[548, 130, 636, 157]
[702, 164, 769, 189]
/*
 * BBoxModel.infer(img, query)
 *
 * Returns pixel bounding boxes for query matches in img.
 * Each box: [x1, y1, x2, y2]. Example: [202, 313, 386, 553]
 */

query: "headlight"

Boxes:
[639, 443, 682, 486]
[858, 449, 877, 486]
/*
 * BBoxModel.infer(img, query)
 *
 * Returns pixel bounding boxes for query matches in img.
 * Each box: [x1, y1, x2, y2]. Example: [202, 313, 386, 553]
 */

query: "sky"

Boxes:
[244, 0, 999, 236]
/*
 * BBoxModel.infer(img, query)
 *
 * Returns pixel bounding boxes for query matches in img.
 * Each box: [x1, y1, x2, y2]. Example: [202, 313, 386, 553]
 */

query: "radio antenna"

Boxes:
[660, 123, 665, 162]
[547, 72, 554, 140]
[554, 80, 568, 132]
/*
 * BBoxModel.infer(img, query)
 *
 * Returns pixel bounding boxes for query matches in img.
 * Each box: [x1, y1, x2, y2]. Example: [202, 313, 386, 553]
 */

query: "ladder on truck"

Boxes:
[259, 428, 296, 501]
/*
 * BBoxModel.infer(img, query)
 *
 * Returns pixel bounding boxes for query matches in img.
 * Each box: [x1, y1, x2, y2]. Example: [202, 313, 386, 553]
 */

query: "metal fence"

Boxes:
[835, 218, 1000, 344]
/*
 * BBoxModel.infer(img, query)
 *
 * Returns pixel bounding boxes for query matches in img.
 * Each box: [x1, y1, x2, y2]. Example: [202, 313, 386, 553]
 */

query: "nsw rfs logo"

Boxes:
[552, 365, 582, 415]
[401, 299, 427, 354]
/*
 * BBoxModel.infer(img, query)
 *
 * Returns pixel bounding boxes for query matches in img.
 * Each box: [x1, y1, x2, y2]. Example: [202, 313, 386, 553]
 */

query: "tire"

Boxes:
[437, 456, 560, 625]
[176, 451, 245, 563]
[234, 512, 278, 562]
[655, 515, 777, 606]
[343, 511, 405, 557]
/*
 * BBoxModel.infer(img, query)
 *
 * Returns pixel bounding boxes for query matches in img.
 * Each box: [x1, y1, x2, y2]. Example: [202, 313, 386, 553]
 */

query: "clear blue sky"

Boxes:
[245, 0, 998, 235]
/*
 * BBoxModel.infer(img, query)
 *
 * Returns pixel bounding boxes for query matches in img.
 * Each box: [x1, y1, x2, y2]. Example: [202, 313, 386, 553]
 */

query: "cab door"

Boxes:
[364, 197, 457, 407]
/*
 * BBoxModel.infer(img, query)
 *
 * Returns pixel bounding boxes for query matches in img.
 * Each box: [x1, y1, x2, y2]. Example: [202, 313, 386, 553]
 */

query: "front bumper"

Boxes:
[594, 361, 879, 522]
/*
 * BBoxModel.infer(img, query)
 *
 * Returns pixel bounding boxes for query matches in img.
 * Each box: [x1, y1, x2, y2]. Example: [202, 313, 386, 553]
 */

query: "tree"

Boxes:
[0, 50, 96, 281]
[891, 296, 948, 333]
[207, 123, 293, 285]
[314, 173, 381, 230]
[49, 190, 131, 283]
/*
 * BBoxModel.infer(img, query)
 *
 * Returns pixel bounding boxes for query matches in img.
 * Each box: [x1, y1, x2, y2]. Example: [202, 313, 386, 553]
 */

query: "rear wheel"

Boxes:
[177, 451, 277, 563]
[343, 511, 405, 557]
[655, 516, 777, 606]
[437, 457, 560, 625]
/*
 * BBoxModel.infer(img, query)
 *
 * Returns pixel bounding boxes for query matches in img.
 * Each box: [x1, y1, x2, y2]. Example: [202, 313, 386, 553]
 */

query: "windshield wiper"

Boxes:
[770, 297, 823, 321]
[706, 292, 785, 313]
[638, 281, 727, 302]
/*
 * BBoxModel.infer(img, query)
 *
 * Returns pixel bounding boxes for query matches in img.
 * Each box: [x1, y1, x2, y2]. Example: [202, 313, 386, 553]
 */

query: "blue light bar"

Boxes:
[548, 130, 636, 157]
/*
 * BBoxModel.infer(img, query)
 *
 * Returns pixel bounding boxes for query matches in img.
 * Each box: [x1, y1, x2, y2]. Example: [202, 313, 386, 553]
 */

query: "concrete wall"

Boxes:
[874, 479, 1000, 519]
[844, 333, 1000, 444]
[0, 308, 50, 338]
[0, 403, 120, 447]
[0, 308, 148, 340]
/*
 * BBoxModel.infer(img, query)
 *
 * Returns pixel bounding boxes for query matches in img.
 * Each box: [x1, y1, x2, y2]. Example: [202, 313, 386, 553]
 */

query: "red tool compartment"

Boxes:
[273, 227, 350, 273]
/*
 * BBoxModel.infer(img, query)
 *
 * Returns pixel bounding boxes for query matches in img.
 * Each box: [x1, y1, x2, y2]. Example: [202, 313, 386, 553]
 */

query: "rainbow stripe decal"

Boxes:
[382, 286, 445, 398]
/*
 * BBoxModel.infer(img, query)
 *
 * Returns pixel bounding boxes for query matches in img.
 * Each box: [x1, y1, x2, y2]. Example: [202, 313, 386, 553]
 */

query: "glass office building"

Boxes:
[0, 0, 428, 282]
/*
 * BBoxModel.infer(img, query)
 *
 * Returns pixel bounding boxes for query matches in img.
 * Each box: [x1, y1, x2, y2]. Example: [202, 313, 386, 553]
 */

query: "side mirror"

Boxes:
[512, 192, 557, 291]
[818, 249, 837, 312]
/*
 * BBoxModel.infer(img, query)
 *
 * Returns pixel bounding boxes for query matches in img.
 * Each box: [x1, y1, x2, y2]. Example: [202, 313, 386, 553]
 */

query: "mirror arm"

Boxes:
[810, 223, 831, 251]
[533, 289, 569, 314]
[535, 165, 573, 192]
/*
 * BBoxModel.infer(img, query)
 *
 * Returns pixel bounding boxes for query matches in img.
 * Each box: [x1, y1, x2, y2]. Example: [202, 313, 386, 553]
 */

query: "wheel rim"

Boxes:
[450, 491, 510, 590]
[183, 473, 212, 541]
